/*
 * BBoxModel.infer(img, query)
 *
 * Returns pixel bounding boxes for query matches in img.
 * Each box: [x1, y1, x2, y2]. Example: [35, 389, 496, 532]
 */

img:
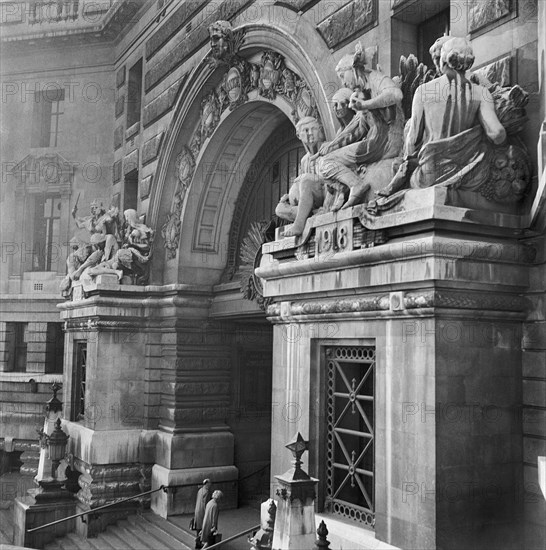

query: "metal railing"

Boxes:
[27, 463, 270, 534]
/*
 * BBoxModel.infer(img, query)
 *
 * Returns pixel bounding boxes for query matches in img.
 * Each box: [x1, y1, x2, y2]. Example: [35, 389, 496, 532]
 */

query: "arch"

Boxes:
[149, 22, 338, 285]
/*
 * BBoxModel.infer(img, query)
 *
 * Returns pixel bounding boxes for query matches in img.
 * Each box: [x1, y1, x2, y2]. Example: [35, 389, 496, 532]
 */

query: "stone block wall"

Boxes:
[522, 231, 546, 549]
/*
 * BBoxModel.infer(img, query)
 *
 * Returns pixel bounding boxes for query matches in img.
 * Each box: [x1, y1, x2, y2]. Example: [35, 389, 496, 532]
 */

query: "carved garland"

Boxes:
[162, 26, 321, 259]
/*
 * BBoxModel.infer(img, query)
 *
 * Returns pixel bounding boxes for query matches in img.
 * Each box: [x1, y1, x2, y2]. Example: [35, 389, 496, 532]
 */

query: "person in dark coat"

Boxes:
[193, 479, 212, 533]
[200, 490, 223, 548]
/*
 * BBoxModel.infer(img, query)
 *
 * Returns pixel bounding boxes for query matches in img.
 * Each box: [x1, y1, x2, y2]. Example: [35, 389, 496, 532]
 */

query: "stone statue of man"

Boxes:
[379, 37, 506, 196]
[275, 117, 327, 237]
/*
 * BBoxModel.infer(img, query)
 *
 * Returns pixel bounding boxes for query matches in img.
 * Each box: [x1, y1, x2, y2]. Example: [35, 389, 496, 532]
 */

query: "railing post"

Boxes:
[314, 521, 330, 549]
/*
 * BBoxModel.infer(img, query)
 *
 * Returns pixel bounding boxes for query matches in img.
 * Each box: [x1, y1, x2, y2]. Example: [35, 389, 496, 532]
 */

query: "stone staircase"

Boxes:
[43, 512, 194, 550]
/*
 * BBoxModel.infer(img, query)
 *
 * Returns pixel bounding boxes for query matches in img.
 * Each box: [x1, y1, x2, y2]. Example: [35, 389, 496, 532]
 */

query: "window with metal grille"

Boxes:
[324, 345, 375, 527]
[72, 342, 87, 422]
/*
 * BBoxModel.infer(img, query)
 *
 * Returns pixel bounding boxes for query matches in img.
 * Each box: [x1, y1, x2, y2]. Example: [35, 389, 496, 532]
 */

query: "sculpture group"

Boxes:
[60, 200, 154, 297]
[275, 35, 531, 235]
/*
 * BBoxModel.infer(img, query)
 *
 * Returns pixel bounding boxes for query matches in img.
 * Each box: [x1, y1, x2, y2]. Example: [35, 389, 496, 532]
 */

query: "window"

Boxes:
[72, 342, 87, 422]
[127, 59, 143, 128]
[5, 323, 28, 372]
[324, 345, 375, 527]
[124, 169, 139, 211]
[32, 195, 61, 271]
[31, 88, 65, 148]
[417, 8, 450, 70]
[45, 323, 64, 374]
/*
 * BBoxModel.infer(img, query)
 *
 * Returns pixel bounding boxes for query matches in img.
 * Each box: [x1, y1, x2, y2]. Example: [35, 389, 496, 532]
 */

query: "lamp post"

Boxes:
[43, 418, 70, 478]
[34, 382, 70, 499]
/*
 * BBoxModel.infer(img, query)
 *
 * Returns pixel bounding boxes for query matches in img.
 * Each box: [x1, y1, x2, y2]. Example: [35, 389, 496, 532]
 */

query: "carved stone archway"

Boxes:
[148, 23, 337, 286]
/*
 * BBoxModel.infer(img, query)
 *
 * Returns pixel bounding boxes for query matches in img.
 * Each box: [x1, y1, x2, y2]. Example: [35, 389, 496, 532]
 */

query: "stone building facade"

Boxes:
[1, 1, 545, 549]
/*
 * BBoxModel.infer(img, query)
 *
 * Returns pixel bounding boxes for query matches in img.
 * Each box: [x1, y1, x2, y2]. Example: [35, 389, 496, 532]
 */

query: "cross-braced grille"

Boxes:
[325, 346, 375, 527]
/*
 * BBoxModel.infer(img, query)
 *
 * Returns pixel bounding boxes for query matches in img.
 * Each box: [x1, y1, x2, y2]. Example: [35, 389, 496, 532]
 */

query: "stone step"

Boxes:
[126, 513, 185, 550]
[43, 512, 192, 550]
[138, 511, 195, 548]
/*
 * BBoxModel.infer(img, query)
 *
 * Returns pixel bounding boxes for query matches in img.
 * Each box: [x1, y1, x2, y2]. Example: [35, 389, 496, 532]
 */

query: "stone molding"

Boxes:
[266, 290, 527, 320]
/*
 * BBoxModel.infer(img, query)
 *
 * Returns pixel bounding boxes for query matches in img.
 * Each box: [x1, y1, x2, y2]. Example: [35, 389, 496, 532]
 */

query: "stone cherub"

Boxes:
[378, 37, 507, 198]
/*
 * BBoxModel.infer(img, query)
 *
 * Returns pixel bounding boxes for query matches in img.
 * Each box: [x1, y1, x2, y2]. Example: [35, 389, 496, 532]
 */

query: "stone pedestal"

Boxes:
[272, 474, 318, 550]
[258, 188, 531, 550]
[14, 496, 76, 549]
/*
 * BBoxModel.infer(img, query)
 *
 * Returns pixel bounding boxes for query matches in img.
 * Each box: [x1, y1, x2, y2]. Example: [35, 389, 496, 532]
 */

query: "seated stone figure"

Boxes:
[379, 37, 506, 197]
[275, 116, 327, 237]
[314, 45, 404, 209]
[80, 209, 154, 286]
[72, 199, 120, 262]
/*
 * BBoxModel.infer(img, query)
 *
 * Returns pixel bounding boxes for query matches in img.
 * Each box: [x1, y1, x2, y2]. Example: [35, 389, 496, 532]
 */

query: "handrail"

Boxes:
[26, 463, 271, 534]
[26, 485, 167, 533]
[205, 524, 261, 550]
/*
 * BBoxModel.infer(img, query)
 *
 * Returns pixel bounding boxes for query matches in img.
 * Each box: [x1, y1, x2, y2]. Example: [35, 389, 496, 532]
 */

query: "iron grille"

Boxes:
[325, 345, 375, 527]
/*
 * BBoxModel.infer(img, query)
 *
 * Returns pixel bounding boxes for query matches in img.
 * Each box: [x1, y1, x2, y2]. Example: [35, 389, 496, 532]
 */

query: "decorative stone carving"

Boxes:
[162, 22, 321, 257]
[472, 55, 511, 88]
[239, 221, 275, 310]
[275, 42, 405, 237]
[12, 153, 74, 194]
[77, 209, 154, 286]
[317, 0, 377, 50]
[468, 0, 512, 33]
[275, 117, 329, 237]
[162, 147, 195, 259]
[373, 37, 532, 211]
[72, 198, 121, 261]
[207, 19, 246, 65]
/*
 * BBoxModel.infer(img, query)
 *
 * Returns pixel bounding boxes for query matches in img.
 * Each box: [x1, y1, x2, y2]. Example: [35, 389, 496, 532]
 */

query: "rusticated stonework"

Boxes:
[114, 125, 124, 150]
[115, 94, 125, 118]
[144, 0, 253, 91]
[143, 74, 187, 128]
[473, 55, 512, 87]
[142, 132, 164, 166]
[145, 0, 205, 60]
[123, 148, 139, 174]
[113, 159, 122, 183]
[317, 0, 377, 49]
[468, 0, 512, 33]
[274, 0, 320, 12]
[116, 65, 125, 88]
[140, 174, 152, 199]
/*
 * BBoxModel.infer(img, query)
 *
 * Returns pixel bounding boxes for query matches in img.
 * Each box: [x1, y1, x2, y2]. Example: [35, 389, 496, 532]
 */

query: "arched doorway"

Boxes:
[147, 26, 334, 513]
[209, 116, 304, 503]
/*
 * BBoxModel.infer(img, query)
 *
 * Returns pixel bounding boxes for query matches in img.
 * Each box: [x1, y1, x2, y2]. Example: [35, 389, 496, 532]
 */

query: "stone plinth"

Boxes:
[14, 495, 76, 549]
[272, 472, 318, 550]
[258, 188, 531, 550]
